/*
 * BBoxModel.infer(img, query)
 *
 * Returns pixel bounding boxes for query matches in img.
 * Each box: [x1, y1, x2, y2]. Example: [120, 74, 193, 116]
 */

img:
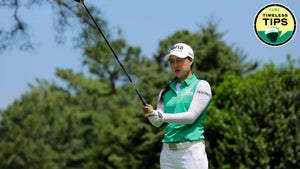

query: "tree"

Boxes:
[0, 78, 161, 169]
[0, 0, 110, 53]
[206, 57, 300, 169]
[153, 22, 258, 86]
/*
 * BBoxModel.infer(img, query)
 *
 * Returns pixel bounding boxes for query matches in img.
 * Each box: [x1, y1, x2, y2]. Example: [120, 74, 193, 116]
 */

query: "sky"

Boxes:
[0, 0, 299, 110]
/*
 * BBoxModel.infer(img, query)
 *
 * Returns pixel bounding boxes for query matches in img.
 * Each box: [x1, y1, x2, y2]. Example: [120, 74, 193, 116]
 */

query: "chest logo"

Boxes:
[181, 89, 193, 96]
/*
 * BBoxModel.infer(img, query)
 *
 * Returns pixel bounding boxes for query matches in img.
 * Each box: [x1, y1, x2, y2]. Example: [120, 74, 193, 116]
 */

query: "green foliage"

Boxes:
[154, 22, 258, 86]
[0, 79, 162, 169]
[206, 59, 300, 168]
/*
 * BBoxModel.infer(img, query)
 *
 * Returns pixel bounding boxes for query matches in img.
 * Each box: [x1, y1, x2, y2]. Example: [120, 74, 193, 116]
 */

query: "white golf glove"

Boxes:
[146, 110, 164, 127]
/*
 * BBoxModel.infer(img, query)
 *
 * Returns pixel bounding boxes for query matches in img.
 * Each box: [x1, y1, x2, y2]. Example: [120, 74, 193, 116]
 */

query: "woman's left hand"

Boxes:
[143, 104, 154, 116]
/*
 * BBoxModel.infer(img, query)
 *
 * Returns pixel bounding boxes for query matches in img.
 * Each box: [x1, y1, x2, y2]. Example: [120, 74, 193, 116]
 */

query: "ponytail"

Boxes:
[159, 78, 177, 103]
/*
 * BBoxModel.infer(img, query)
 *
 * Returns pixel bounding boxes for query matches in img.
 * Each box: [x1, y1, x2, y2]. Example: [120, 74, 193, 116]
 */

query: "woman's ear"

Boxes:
[188, 58, 194, 65]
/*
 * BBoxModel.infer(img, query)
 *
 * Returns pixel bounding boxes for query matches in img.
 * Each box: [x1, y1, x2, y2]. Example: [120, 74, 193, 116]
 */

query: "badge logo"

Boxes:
[254, 4, 296, 47]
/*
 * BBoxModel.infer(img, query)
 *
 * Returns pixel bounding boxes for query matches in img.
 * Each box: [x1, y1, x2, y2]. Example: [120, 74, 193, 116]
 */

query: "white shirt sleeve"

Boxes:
[160, 80, 212, 124]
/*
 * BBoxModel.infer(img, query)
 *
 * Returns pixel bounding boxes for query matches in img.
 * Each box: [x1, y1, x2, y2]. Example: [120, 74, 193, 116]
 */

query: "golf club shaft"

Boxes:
[80, 2, 147, 106]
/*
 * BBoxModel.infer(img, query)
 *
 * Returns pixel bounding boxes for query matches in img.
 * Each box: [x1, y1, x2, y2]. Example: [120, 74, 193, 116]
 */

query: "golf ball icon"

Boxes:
[265, 27, 279, 42]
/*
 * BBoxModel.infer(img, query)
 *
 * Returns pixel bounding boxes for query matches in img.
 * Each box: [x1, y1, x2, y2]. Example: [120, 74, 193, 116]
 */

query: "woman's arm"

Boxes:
[150, 80, 212, 125]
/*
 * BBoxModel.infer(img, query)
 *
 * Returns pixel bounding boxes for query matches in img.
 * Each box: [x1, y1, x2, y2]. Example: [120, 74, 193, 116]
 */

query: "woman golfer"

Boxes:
[143, 43, 212, 169]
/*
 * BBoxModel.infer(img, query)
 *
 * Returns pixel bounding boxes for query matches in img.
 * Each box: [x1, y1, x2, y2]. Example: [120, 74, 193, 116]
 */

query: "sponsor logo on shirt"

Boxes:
[197, 90, 211, 97]
[181, 89, 194, 96]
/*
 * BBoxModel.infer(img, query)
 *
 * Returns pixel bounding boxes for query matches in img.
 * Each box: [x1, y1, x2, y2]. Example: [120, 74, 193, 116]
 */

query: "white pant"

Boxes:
[160, 141, 208, 169]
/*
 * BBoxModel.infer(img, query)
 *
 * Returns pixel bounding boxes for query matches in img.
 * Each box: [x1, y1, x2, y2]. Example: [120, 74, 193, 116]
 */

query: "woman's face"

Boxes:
[169, 55, 193, 82]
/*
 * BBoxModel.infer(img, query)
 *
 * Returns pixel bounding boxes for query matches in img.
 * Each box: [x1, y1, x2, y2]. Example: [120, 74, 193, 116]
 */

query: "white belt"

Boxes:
[163, 140, 204, 151]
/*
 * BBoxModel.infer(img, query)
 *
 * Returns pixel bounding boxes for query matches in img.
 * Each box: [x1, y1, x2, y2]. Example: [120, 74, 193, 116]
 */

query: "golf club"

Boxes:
[74, 0, 147, 106]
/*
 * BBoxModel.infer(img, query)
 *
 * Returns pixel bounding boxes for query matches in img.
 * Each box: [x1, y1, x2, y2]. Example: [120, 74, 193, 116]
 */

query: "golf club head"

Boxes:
[74, 0, 84, 4]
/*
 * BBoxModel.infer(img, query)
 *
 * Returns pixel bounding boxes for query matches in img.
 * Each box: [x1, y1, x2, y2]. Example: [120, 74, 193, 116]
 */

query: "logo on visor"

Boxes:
[171, 45, 184, 51]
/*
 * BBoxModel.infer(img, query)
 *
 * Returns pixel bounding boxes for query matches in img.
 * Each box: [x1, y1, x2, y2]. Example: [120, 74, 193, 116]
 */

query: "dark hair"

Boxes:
[188, 57, 194, 69]
[159, 78, 177, 103]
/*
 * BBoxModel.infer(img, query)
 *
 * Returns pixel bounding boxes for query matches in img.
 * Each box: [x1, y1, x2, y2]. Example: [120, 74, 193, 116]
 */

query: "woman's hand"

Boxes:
[143, 104, 154, 117]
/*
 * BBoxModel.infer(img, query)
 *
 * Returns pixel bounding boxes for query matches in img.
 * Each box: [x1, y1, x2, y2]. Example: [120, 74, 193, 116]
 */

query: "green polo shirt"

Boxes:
[163, 74, 207, 143]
